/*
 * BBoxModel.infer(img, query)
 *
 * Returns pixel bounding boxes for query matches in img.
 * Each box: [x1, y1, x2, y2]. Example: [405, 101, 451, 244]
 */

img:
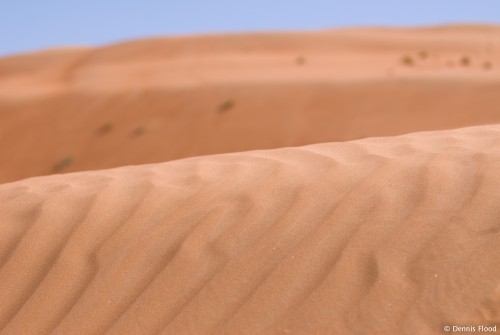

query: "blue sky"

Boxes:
[1, 0, 499, 56]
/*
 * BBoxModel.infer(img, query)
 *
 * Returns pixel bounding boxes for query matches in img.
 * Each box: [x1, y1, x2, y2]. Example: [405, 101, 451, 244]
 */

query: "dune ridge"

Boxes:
[1, 124, 499, 334]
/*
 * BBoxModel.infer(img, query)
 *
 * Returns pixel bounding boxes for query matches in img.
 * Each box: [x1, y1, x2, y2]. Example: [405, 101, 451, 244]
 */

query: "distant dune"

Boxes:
[1, 125, 499, 334]
[1, 25, 500, 183]
[1, 26, 500, 335]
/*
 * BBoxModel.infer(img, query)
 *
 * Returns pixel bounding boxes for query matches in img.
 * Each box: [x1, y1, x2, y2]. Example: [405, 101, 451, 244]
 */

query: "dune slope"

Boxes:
[0, 124, 499, 334]
[1, 25, 500, 183]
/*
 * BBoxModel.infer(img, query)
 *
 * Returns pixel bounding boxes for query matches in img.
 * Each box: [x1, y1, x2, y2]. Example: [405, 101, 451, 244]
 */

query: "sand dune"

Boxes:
[1, 124, 499, 334]
[1, 26, 500, 334]
[1, 25, 500, 183]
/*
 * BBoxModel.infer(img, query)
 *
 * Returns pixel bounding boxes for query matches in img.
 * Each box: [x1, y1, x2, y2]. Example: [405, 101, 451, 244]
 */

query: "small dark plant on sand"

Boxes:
[131, 126, 146, 137]
[296, 56, 306, 66]
[53, 155, 74, 172]
[460, 56, 470, 67]
[401, 55, 414, 66]
[218, 99, 235, 114]
[96, 122, 114, 135]
[418, 51, 428, 59]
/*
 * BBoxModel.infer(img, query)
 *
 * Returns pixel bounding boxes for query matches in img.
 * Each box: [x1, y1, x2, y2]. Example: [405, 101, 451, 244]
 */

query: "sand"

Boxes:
[1, 25, 500, 183]
[0, 125, 499, 334]
[1, 25, 500, 334]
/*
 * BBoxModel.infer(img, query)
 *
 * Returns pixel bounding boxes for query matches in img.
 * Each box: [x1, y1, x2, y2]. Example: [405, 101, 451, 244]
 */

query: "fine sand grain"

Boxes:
[1, 124, 499, 334]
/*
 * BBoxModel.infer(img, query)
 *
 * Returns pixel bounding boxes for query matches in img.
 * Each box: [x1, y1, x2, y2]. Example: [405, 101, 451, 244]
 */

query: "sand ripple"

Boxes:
[0, 125, 499, 334]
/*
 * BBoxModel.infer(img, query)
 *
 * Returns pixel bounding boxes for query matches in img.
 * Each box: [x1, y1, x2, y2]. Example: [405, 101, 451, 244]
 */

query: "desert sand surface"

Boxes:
[1, 25, 500, 183]
[1, 25, 500, 335]
[1, 124, 500, 334]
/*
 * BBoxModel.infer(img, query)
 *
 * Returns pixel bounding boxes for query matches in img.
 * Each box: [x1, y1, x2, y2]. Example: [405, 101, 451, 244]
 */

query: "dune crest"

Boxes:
[0, 125, 499, 334]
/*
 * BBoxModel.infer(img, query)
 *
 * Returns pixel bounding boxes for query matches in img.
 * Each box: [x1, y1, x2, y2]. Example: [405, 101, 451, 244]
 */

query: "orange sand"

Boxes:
[0, 26, 500, 335]
[1, 25, 500, 183]
[1, 125, 500, 334]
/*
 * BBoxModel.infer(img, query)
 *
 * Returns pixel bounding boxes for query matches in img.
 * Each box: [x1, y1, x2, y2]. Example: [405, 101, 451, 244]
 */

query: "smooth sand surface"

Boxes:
[1, 25, 500, 183]
[1, 125, 500, 334]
